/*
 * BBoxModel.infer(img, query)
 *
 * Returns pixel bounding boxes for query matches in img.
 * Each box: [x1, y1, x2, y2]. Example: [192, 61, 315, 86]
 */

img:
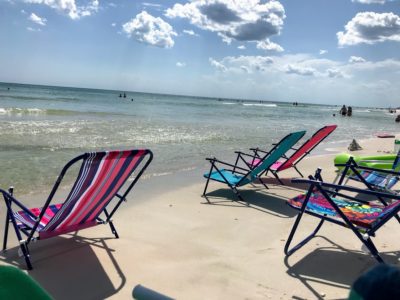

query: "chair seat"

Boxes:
[13, 204, 63, 232]
[204, 169, 252, 186]
[350, 170, 398, 190]
[250, 160, 293, 172]
[288, 191, 400, 228]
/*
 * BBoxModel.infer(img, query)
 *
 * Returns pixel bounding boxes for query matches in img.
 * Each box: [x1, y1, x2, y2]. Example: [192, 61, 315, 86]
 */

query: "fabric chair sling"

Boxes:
[203, 131, 306, 202]
[336, 150, 400, 193]
[2, 149, 153, 269]
[250, 125, 337, 183]
[284, 169, 400, 263]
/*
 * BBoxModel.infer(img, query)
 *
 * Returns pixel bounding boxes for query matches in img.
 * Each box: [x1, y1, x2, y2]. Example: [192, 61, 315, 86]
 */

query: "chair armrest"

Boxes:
[334, 163, 400, 176]
[206, 157, 249, 172]
[291, 178, 400, 201]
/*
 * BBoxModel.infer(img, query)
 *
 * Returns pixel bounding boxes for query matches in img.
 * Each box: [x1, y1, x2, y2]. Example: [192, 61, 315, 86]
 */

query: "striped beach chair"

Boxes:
[335, 150, 400, 193]
[285, 169, 400, 263]
[2, 149, 153, 269]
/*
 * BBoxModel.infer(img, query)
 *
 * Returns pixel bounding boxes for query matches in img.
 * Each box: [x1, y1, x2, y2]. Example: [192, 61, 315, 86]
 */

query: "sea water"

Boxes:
[0, 82, 397, 195]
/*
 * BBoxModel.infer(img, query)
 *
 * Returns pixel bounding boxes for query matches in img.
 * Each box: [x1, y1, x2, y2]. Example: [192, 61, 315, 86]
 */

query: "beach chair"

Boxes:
[284, 169, 400, 263]
[248, 125, 337, 183]
[335, 150, 400, 194]
[2, 149, 153, 270]
[203, 131, 306, 202]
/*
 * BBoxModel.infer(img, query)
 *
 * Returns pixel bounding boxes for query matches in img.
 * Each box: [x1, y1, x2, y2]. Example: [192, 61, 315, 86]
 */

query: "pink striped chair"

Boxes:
[2, 149, 153, 269]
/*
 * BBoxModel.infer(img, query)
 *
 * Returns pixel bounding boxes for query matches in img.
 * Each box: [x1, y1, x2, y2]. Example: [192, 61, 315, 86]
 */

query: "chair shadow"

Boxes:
[284, 236, 400, 300]
[202, 187, 297, 218]
[257, 177, 310, 191]
[0, 234, 125, 300]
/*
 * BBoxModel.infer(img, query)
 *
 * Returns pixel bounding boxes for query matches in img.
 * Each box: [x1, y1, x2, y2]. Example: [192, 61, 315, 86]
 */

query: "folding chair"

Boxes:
[284, 169, 400, 263]
[2, 149, 153, 269]
[248, 125, 337, 184]
[203, 131, 306, 202]
[335, 150, 400, 194]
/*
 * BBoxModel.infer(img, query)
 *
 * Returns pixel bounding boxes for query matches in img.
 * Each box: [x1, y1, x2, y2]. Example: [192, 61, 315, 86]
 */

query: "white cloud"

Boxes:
[111, 22, 116, 27]
[203, 54, 400, 106]
[319, 49, 328, 55]
[209, 58, 227, 72]
[24, 0, 99, 20]
[28, 13, 47, 26]
[176, 62, 186, 67]
[337, 12, 400, 46]
[327, 68, 344, 78]
[27, 26, 41, 31]
[183, 29, 198, 36]
[210, 55, 274, 73]
[165, 0, 286, 44]
[256, 39, 284, 52]
[352, 0, 386, 4]
[286, 64, 316, 76]
[349, 56, 366, 63]
[122, 11, 177, 48]
[238, 45, 246, 50]
[143, 2, 163, 8]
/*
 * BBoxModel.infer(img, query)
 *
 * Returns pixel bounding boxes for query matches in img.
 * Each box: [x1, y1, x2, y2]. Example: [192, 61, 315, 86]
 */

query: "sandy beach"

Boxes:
[1, 136, 400, 300]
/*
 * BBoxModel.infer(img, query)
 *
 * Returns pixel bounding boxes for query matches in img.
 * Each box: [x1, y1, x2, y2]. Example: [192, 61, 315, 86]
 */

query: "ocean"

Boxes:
[0, 82, 398, 195]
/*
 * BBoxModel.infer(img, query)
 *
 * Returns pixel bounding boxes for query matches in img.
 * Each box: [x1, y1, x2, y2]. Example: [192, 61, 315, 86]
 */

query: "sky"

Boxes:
[1, 0, 400, 107]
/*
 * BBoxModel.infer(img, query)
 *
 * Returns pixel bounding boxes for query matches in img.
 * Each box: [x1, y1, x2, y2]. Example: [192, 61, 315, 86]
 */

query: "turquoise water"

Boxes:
[0, 82, 398, 195]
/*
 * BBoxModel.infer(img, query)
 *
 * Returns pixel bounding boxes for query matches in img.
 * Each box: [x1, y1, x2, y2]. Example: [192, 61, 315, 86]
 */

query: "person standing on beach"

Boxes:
[339, 105, 347, 116]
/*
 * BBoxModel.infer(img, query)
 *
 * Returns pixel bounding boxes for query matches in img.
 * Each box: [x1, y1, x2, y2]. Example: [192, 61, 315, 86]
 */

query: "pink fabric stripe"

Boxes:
[84, 150, 144, 222]
[56, 151, 119, 230]
[39, 221, 98, 239]
[68, 151, 128, 225]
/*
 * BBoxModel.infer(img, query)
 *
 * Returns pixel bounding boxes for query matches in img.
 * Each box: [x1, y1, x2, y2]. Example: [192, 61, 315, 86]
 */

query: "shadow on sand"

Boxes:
[285, 236, 400, 300]
[202, 185, 299, 218]
[0, 234, 125, 299]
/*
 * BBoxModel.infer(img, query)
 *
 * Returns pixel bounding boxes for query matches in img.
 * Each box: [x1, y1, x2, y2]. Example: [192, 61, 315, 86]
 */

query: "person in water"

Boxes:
[339, 105, 347, 116]
[347, 106, 352, 117]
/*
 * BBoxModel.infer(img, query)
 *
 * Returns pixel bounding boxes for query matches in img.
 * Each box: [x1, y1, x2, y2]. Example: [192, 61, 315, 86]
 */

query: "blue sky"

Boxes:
[1, 0, 400, 106]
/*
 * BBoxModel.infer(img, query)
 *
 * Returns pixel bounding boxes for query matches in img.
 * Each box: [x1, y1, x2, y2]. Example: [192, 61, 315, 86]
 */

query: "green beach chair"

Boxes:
[202, 131, 306, 202]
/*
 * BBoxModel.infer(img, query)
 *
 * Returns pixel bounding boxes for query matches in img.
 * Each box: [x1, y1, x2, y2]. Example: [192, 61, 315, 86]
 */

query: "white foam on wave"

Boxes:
[0, 107, 46, 115]
[242, 103, 277, 107]
[222, 102, 236, 105]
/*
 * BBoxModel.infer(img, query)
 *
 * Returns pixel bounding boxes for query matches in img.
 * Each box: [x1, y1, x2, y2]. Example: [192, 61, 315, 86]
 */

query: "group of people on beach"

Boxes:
[339, 105, 352, 117]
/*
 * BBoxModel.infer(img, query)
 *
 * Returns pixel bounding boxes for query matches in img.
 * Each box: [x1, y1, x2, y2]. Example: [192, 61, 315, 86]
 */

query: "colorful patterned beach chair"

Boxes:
[247, 125, 337, 183]
[203, 131, 306, 202]
[2, 149, 153, 269]
[335, 150, 400, 193]
[284, 169, 400, 263]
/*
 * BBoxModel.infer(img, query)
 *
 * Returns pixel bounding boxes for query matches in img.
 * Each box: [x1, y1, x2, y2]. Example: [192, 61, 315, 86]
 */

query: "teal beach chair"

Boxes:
[202, 131, 306, 202]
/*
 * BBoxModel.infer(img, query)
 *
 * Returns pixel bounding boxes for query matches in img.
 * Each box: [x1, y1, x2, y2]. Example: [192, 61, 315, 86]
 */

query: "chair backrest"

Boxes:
[392, 149, 400, 171]
[42, 149, 152, 233]
[245, 131, 306, 181]
[277, 125, 337, 171]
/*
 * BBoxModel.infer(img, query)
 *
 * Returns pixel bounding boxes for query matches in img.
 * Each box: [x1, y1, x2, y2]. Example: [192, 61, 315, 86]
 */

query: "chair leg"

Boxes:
[203, 176, 211, 197]
[108, 221, 119, 239]
[232, 187, 249, 205]
[259, 179, 269, 190]
[294, 166, 303, 178]
[284, 214, 324, 257]
[272, 171, 284, 185]
[19, 242, 33, 270]
[2, 215, 10, 251]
